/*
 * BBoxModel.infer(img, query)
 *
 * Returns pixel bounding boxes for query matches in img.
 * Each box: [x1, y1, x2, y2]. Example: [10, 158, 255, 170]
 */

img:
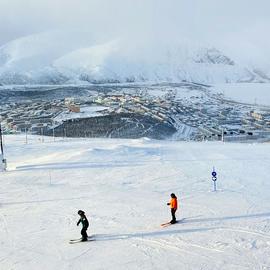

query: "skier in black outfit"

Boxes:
[77, 210, 89, 241]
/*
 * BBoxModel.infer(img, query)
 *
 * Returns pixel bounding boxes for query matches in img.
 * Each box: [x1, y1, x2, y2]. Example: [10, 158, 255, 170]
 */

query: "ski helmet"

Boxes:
[78, 210, 85, 215]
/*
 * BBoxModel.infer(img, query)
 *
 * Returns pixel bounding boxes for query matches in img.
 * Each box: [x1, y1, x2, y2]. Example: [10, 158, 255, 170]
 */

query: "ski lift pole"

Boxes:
[212, 167, 217, 192]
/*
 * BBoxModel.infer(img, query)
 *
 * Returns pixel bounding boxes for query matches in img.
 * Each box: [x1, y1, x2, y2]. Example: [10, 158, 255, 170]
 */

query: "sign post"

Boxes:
[212, 167, 217, 191]
[0, 123, 7, 171]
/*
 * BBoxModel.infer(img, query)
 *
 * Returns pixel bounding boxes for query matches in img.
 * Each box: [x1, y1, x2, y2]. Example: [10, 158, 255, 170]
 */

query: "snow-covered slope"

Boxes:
[0, 31, 268, 85]
[212, 83, 270, 106]
[1, 135, 270, 269]
[0, 30, 96, 84]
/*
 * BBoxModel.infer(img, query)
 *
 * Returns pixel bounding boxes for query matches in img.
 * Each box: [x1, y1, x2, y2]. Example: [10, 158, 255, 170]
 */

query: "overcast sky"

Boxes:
[0, 0, 269, 68]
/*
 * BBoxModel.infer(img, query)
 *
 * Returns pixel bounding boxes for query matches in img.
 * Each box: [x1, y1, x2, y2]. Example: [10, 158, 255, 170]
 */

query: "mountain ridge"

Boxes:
[0, 31, 269, 85]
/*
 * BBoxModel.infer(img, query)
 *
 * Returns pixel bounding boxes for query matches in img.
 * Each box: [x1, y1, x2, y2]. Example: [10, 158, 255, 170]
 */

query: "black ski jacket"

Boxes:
[77, 216, 89, 229]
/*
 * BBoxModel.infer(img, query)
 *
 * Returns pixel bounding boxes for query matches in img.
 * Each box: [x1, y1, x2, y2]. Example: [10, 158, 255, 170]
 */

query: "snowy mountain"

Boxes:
[194, 48, 235, 65]
[0, 31, 269, 85]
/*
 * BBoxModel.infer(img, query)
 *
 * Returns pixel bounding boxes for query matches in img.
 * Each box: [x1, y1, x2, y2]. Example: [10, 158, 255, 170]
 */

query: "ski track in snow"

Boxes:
[1, 135, 270, 270]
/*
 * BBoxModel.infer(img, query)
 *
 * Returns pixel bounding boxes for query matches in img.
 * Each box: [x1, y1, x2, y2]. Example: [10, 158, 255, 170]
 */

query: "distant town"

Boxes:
[1, 83, 270, 141]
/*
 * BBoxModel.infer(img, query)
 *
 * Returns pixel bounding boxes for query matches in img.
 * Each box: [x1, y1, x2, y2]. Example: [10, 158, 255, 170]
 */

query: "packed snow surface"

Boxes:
[1, 135, 270, 270]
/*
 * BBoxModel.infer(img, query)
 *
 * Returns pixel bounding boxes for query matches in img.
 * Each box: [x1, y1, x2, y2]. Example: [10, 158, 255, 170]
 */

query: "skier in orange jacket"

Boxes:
[167, 193, 178, 224]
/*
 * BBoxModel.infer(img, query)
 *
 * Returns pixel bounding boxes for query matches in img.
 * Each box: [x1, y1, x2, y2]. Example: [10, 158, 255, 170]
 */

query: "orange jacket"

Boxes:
[170, 197, 178, 210]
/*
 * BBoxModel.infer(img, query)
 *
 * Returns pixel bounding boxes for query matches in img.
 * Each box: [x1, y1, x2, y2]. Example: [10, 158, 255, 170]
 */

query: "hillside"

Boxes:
[1, 135, 270, 269]
[0, 31, 269, 85]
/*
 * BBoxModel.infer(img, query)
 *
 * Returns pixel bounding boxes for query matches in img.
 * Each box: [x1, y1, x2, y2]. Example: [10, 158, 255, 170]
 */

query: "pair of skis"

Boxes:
[69, 236, 95, 244]
[161, 222, 173, 227]
[161, 218, 184, 227]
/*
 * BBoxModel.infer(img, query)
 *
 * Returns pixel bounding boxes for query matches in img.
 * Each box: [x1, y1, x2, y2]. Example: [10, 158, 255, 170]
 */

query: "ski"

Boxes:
[69, 240, 83, 244]
[69, 238, 95, 244]
[69, 238, 82, 242]
[69, 235, 95, 244]
[161, 218, 185, 227]
[161, 222, 171, 227]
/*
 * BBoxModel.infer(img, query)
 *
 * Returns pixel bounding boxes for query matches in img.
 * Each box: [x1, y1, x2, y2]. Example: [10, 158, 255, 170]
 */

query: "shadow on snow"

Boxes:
[89, 212, 270, 242]
[14, 161, 143, 171]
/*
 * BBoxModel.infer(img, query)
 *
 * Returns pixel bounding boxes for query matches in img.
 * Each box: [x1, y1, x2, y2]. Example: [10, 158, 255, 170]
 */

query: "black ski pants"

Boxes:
[81, 227, 88, 240]
[170, 208, 177, 224]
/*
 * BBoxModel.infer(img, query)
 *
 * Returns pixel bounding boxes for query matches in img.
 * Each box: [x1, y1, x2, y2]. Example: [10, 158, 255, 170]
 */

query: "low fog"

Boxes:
[0, 0, 269, 69]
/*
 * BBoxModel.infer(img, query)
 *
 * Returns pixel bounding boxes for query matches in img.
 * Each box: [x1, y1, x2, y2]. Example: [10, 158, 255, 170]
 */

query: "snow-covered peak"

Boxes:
[0, 31, 268, 85]
[194, 48, 235, 65]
